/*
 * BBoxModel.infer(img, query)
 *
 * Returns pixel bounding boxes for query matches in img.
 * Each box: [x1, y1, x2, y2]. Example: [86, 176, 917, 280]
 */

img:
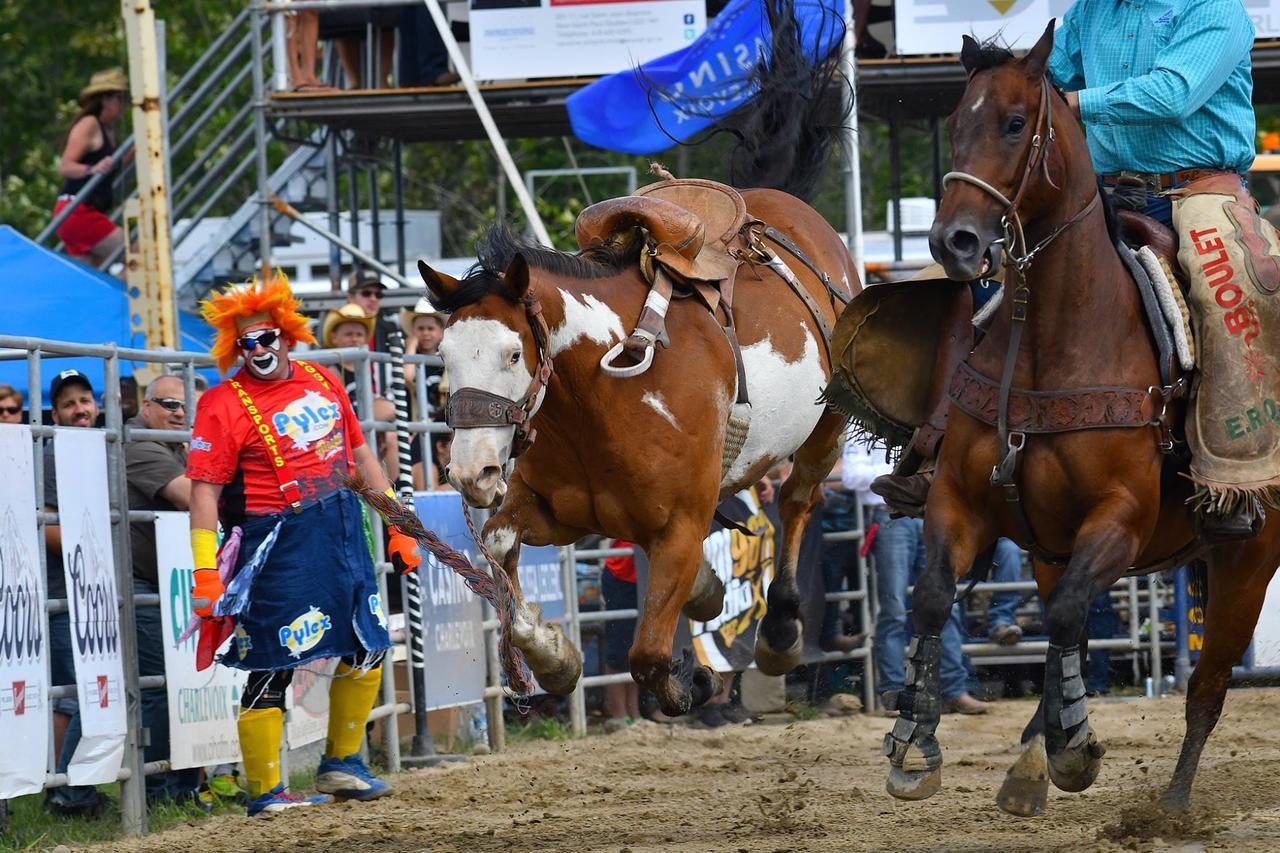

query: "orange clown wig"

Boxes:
[202, 271, 316, 373]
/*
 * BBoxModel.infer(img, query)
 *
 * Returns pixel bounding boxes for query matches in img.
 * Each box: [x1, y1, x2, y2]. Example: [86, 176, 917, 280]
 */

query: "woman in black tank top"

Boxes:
[52, 68, 130, 266]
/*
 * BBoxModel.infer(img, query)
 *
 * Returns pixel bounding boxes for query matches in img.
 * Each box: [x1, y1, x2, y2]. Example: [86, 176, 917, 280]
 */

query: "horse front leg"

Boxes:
[481, 475, 585, 695]
[1040, 514, 1141, 793]
[996, 559, 1064, 817]
[1161, 547, 1278, 812]
[884, 497, 983, 801]
[631, 518, 723, 716]
[755, 412, 844, 675]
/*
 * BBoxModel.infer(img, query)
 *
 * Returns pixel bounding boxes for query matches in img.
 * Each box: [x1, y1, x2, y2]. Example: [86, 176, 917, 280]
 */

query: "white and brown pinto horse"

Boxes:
[418, 203, 858, 714]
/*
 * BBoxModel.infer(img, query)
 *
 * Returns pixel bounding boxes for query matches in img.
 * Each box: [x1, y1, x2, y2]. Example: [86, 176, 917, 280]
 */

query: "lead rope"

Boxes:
[463, 502, 533, 712]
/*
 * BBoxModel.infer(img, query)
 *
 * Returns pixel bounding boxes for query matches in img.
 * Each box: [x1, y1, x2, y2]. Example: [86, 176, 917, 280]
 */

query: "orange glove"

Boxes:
[192, 568, 225, 618]
[388, 527, 423, 575]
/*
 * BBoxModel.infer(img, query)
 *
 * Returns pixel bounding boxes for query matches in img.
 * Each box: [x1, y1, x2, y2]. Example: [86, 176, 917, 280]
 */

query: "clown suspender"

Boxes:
[228, 360, 351, 514]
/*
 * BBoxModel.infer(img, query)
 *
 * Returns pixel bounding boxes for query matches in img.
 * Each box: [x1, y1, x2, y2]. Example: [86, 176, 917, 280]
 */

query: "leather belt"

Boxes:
[1099, 168, 1231, 192]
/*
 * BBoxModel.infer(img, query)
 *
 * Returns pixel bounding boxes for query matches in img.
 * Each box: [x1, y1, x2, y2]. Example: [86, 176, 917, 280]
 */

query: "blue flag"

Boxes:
[567, 0, 845, 155]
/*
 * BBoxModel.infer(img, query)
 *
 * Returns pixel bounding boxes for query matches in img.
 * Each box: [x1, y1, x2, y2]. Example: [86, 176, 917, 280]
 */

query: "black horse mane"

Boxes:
[965, 35, 1017, 72]
[428, 226, 646, 313]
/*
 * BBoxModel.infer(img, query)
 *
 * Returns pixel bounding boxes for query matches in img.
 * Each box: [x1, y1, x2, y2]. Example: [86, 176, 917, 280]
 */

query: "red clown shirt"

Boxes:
[186, 361, 366, 524]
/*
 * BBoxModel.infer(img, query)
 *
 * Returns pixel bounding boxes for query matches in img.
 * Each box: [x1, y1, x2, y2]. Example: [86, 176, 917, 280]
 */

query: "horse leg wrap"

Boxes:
[883, 636, 943, 773]
[1044, 643, 1105, 792]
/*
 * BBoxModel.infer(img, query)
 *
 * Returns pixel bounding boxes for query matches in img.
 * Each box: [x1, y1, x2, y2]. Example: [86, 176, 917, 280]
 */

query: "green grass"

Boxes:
[784, 700, 823, 721]
[506, 717, 573, 743]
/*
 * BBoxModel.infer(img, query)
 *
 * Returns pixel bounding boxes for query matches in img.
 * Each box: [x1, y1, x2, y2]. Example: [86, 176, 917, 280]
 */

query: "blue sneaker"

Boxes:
[246, 783, 333, 817]
[315, 754, 393, 801]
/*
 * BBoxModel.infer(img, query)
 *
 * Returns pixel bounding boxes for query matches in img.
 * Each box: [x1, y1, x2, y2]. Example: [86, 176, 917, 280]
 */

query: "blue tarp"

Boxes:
[0, 225, 215, 399]
[567, 0, 844, 155]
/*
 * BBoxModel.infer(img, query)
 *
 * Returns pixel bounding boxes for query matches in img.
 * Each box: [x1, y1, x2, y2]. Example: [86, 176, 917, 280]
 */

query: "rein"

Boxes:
[445, 292, 554, 458]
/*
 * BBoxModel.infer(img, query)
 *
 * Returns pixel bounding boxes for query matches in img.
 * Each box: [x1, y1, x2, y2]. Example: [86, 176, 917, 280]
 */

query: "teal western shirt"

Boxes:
[1047, 0, 1256, 176]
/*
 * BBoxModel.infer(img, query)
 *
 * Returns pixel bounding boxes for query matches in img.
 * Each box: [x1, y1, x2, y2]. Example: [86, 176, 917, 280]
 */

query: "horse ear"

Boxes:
[1023, 20, 1056, 78]
[503, 253, 531, 301]
[417, 259, 458, 308]
[960, 34, 981, 73]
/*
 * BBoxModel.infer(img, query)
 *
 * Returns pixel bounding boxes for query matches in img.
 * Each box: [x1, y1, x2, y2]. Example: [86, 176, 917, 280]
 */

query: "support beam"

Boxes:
[841, 0, 865, 281]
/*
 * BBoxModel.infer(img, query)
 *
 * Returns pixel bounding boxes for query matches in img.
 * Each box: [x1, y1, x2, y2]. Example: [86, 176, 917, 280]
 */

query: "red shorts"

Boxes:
[52, 198, 118, 258]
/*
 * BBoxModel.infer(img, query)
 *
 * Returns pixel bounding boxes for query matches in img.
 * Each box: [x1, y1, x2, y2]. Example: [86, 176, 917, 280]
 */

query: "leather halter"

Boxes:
[445, 293, 554, 458]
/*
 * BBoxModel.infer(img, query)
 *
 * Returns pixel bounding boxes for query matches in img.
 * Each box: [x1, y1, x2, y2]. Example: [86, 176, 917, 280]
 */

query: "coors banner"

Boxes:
[0, 425, 50, 797]
[54, 428, 126, 785]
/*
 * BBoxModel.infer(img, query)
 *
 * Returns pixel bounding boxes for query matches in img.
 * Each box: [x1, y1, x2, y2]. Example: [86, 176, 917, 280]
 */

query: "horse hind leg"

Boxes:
[755, 412, 843, 676]
[1161, 551, 1277, 813]
[632, 520, 723, 716]
[682, 558, 726, 622]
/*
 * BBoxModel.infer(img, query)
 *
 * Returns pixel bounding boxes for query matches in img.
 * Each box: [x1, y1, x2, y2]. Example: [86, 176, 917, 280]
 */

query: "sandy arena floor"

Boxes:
[93, 688, 1280, 853]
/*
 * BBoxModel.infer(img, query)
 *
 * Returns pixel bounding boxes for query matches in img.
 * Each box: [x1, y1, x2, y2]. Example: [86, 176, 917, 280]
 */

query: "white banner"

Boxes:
[286, 658, 336, 749]
[1252, 569, 1280, 668]
[893, 0, 1071, 56]
[470, 0, 705, 80]
[0, 425, 51, 797]
[154, 512, 247, 770]
[54, 428, 126, 785]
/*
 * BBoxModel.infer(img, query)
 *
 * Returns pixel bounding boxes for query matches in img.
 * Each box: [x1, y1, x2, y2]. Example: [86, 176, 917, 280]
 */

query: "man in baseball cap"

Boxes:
[50, 369, 98, 428]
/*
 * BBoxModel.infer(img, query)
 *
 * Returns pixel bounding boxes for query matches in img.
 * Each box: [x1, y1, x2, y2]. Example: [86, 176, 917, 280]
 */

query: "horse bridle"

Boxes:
[444, 292, 554, 458]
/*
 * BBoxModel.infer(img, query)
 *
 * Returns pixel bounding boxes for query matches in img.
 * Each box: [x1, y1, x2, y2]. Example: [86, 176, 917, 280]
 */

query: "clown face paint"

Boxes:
[240, 325, 290, 381]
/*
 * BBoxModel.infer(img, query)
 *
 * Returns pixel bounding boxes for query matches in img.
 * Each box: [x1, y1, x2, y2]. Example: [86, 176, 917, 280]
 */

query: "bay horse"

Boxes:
[866, 24, 1280, 815]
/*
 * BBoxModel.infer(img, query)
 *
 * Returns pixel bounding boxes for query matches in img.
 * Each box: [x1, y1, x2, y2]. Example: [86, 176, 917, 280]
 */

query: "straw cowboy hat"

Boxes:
[399, 296, 448, 334]
[321, 304, 376, 348]
[79, 68, 129, 105]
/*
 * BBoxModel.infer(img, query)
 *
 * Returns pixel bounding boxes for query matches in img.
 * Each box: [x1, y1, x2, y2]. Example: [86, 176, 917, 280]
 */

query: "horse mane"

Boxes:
[965, 35, 1017, 72]
[429, 225, 645, 313]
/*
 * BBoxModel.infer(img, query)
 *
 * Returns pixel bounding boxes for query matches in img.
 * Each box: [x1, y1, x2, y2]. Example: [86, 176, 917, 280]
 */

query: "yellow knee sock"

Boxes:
[325, 663, 383, 759]
[237, 707, 283, 799]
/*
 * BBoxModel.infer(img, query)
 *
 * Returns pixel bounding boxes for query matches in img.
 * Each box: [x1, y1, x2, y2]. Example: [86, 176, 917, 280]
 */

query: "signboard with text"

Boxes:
[470, 0, 705, 80]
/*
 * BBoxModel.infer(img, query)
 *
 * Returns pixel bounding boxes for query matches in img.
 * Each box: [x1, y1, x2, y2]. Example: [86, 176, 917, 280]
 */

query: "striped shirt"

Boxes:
[1048, 0, 1256, 176]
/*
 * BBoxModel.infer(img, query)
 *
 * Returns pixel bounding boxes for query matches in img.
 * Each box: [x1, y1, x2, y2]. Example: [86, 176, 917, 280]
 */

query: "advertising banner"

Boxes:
[155, 512, 247, 770]
[470, 0, 705, 81]
[1252, 569, 1280, 668]
[0, 425, 51, 797]
[54, 427, 126, 785]
[286, 658, 337, 749]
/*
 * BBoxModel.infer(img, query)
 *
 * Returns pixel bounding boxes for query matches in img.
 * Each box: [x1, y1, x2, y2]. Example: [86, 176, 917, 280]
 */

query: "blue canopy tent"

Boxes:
[0, 225, 216, 400]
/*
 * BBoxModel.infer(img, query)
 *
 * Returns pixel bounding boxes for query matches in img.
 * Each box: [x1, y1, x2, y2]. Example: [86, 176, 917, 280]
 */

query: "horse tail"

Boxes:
[726, 0, 850, 201]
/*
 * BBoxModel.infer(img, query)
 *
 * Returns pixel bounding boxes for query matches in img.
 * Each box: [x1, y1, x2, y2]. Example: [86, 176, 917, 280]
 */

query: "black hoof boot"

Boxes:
[884, 636, 944, 801]
[1044, 643, 1105, 793]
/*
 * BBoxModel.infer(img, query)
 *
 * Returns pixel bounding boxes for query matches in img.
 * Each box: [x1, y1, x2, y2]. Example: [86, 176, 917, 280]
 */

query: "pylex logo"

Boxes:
[0, 507, 44, 664]
[369, 593, 388, 630]
[68, 511, 120, 660]
[190, 435, 212, 452]
[278, 606, 332, 658]
[273, 390, 341, 451]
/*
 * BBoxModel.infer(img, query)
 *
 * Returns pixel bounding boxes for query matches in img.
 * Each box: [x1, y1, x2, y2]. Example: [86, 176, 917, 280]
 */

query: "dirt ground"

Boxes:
[92, 688, 1280, 853]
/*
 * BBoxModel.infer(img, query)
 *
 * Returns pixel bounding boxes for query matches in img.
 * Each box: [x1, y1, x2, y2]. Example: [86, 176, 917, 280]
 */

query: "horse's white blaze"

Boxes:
[439, 317, 531, 483]
[550, 289, 625, 357]
[642, 391, 680, 430]
[721, 332, 826, 489]
[970, 93, 985, 113]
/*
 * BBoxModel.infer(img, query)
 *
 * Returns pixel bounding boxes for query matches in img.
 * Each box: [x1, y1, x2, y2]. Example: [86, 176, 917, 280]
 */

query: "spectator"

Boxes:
[817, 454, 869, 654]
[322, 303, 377, 408]
[285, 9, 333, 92]
[601, 540, 640, 733]
[419, 430, 453, 490]
[125, 376, 201, 805]
[53, 68, 129, 266]
[398, 6, 460, 86]
[320, 8, 399, 89]
[401, 297, 447, 417]
[986, 538, 1025, 645]
[42, 369, 111, 817]
[1086, 591, 1120, 696]
[842, 438, 991, 715]
[120, 375, 140, 421]
[0, 384, 24, 424]
[347, 269, 397, 396]
[372, 396, 401, 484]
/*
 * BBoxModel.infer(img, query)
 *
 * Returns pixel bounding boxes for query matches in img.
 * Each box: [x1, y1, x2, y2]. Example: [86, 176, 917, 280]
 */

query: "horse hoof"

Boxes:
[530, 639, 583, 696]
[1047, 732, 1105, 793]
[886, 766, 942, 801]
[1159, 788, 1190, 815]
[754, 624, 802, 676]
[682, 560, 726, 622]
[997, 734, 1048, 817]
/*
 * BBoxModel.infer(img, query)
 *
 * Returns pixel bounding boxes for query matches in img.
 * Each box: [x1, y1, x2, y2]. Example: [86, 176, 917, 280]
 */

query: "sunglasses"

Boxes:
[236, 328, 281, 352]
[0, 405, 21, 416]
[148, 397, 186, 412]
[354, 288, 383, 299]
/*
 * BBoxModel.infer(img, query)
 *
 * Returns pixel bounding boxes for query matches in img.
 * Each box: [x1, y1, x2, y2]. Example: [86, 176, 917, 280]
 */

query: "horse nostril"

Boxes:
[476, 466, 502, 490]
[946, 228, 981, 258]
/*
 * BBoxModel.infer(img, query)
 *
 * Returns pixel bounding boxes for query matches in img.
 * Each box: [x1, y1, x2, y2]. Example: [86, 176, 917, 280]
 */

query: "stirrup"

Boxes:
[600, 338, 654, 378]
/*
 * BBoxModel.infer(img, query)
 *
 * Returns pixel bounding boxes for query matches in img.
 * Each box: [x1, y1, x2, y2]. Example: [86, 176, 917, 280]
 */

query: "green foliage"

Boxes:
[507, 715, 573, 742]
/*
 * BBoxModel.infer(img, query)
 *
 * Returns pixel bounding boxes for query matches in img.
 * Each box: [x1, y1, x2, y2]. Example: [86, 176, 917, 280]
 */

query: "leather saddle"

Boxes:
[1117, 209, 1178, 269]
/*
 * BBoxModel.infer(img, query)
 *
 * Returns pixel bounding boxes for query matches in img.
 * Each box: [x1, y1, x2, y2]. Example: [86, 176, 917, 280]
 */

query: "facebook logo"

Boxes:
[683, 13, 695, 24]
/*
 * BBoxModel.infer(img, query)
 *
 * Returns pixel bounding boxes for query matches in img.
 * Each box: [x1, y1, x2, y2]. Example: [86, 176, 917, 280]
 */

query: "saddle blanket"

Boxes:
[1172, 175, 1280, 510]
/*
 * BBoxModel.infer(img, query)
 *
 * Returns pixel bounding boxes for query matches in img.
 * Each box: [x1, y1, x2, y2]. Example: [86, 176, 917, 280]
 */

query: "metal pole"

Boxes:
[931, 117, 943, 203]
[417, 0, 552, 245]
[249, 6, 273, 274]
[889, 111, 903, 263]
[856, 514, 874, 713]
[369, 162, 382, 263]
[1173, 565, 1192, 690]
[840, 0, 865, 278]
[104, 352, 146, 835]
[394, 139, 407, 277]
[1148, 574, 1164, 692]
[563, 543, 586, 736]
[270, 196, 414, 288]
[270, 7, 289, 93]
[483, 600, 506, 752]
[327, 133, 342, 291]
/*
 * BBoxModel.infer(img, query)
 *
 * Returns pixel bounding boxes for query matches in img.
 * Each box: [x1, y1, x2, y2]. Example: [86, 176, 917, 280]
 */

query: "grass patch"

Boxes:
[785, 700, 822, 721]
[507, 717, 573, 743]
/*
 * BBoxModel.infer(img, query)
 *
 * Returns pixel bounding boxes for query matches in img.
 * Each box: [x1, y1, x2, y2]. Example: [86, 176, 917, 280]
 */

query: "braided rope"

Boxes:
[343, 474, 534, 697]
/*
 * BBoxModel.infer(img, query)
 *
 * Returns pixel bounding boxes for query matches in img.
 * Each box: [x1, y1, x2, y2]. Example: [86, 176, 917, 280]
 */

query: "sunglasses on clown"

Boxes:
[237, 328, 282, 352]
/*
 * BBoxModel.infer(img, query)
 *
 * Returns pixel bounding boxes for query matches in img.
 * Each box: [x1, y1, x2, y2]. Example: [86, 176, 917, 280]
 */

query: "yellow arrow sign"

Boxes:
[989, 0, 1018, 13]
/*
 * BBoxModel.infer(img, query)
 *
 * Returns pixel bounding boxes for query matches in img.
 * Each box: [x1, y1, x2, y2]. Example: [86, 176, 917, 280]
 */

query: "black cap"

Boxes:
[348, 269, 387, 292]
[50, 369, 94, 404]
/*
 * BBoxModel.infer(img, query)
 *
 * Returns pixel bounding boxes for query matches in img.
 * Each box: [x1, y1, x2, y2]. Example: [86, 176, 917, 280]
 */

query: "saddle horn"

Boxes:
[576, 196, 705, 263]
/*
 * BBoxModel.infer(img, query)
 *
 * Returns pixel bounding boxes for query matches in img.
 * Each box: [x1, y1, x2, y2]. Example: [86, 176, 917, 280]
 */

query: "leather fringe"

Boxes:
[1187, 478, 1280, 514]
[819, 371, 914, 451]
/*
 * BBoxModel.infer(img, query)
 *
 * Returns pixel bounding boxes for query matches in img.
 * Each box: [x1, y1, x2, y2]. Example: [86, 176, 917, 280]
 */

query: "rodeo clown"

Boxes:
[186, 272, 422, 815]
